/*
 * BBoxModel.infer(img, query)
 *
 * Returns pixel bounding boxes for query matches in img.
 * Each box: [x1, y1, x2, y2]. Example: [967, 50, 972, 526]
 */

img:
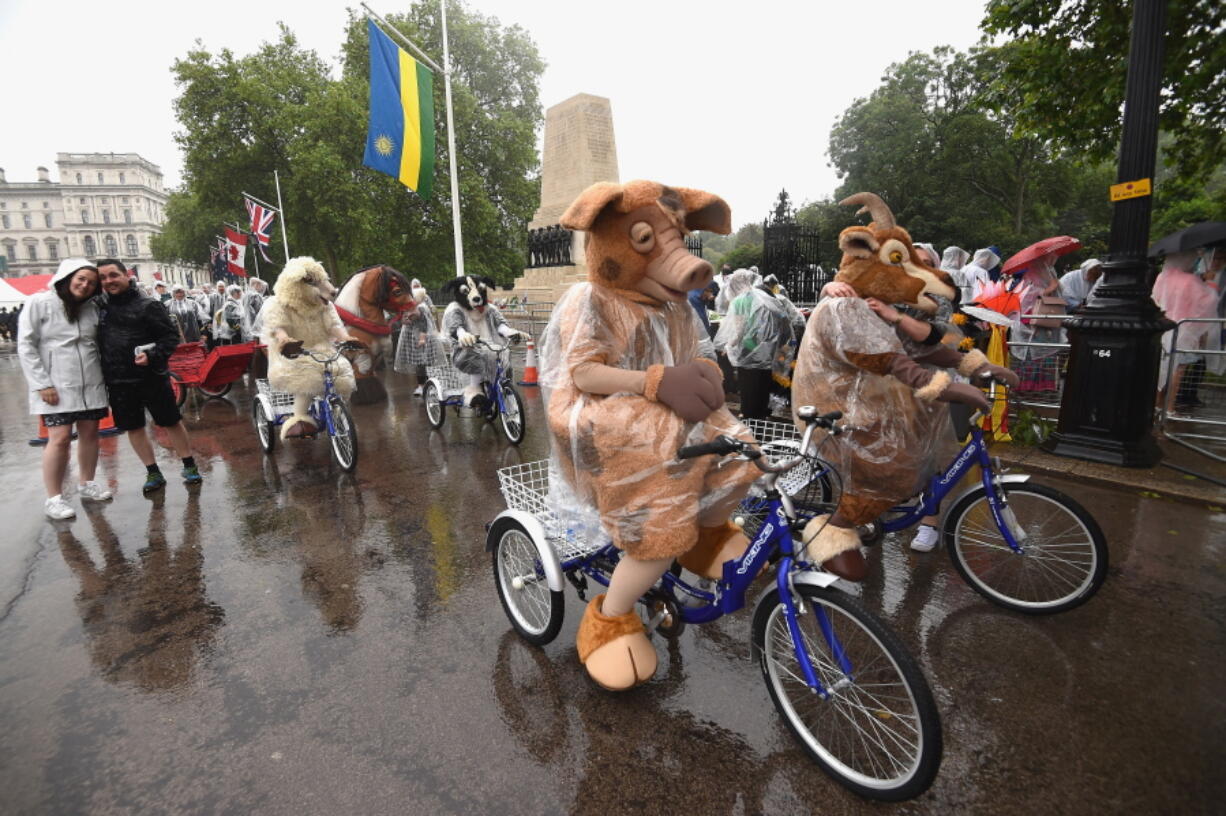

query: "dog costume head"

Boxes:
[835, 193, 957, 314]
[560, 180, 732, 304]
[275, 257, 338, 311]
[440, 275, 498, 315]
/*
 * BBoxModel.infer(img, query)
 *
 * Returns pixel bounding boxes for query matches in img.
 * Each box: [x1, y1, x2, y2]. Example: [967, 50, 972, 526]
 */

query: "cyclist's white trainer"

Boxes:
[413, 385, 424, 397]
[45, 495, 76, 520]
[78, 481, 113, 502]
[910, 525, 940, 552]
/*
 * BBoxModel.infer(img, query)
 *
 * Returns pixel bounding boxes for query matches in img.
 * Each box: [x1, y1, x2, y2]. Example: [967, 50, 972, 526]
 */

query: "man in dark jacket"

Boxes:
[97, 259, 202, 491]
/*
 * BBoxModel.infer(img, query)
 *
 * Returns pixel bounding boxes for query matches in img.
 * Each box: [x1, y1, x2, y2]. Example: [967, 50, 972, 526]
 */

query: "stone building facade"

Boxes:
[0, 153, 198, 285]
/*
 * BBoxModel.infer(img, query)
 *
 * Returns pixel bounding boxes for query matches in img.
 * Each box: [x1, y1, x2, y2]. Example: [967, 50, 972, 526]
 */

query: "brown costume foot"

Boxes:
[576, 594, 657, 691]
[351, 376, 387, 405]
[677, 521, 750, 579]
[799, 515, 867, 582]
[281, 415, 318, 440]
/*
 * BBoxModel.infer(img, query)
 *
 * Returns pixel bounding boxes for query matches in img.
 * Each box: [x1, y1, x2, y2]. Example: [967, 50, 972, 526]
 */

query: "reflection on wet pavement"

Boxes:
[0, 348, 1223, 813]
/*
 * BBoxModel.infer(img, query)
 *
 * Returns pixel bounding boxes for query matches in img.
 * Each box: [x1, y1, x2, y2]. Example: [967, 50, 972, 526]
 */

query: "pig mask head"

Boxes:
[560, 180, 731, 304]
[835, 192, 957, 315]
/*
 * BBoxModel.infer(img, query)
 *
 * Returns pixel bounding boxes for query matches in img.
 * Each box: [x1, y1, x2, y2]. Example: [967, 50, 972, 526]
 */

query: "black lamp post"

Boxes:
[1042, 0, 1173, 467]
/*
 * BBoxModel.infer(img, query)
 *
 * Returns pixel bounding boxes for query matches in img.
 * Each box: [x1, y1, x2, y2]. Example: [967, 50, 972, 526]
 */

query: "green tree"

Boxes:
[721, 243, 763, 270]
[153, 1, 544, 288]
[981, 0, 1225, 184]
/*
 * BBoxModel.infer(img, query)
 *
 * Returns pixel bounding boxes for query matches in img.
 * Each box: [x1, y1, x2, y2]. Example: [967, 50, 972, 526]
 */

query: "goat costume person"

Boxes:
[440, 276, 526, 409]
[541, 180, 758, 691]
[260, 257, 359, 439]
[792, 193, 1016, 578]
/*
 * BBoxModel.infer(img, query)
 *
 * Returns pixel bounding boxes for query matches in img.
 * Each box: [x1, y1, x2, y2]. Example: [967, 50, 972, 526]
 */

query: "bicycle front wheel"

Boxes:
[424, 381, 445, 428]
[498, 382, 525, 445]
[944, 482, 1107, 614]
[489, 517, 564, 646]
[328, 398, 359, 472]
[752, 584, 941, 801]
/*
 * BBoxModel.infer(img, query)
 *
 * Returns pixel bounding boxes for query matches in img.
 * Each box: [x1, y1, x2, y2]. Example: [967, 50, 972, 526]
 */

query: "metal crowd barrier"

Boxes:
[1158, 317, 1226, 462]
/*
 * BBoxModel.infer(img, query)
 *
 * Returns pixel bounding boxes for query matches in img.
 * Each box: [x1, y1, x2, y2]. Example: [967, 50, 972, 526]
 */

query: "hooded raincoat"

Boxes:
[1153, 250, 1223, 379]
[167, 286, 208, 342]
[953, 248, 998, 306]
[17, 258, 108, 415]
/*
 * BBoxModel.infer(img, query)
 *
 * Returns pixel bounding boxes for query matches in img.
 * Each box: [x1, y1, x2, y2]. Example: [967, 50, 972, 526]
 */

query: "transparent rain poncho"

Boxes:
[539, 282, 758, 560]
[715, 283, 795, 371]
[394, 301, 444, 371]
[792, 297, 947, 522]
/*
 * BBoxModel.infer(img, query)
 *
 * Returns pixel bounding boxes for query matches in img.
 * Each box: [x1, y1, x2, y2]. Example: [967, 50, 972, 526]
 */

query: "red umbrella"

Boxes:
[1001, 236, 1081, 276]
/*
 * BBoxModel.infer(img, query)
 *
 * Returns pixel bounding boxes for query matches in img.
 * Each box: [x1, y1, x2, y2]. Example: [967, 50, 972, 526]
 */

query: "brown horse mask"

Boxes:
[560, 180, 731, 304]
[834, 193, 956, 314]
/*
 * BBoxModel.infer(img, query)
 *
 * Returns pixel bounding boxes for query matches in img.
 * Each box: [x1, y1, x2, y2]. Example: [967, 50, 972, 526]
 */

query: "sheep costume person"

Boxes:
[792, 193, 1017, 579]
[260, 257, 360, 439]
[540, 180, 759, 691]
[439, 275, 526, 409]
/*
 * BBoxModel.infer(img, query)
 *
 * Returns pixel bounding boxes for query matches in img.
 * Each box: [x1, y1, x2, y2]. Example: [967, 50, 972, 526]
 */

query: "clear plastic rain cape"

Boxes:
[540, 282, 756, 559]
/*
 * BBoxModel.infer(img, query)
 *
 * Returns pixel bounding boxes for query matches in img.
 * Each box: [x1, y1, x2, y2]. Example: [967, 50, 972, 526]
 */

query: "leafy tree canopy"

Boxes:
[153, 1, 544, 288]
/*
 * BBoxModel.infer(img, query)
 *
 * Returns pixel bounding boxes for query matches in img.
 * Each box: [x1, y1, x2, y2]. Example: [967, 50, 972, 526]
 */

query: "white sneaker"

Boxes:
[413, 385, 424, 397]
[78, 481, 113, 501]
[45, 495, 76, 520]
[910, 525, 939, 552]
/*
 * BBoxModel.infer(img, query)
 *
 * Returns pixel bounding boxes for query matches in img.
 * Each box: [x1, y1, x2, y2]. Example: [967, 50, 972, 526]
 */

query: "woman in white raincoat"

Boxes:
[213, 285, 244, 345]
[394, 294, 442, 396]
[167, 284, 208, 342]
[1010, 253, 1063, 392]
[240, 279, 268, 342]
[17, 258, 113, 519]
[940, 246, 969, 276]
[715, 269, 795, 419]
[954, 247, 999, 307]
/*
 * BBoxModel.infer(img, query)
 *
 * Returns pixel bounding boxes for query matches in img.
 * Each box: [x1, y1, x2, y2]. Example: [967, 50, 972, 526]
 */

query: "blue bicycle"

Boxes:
[423, 338, 525, 444]
[488, 407, 942, 801]
[252, 341, 361, 472]
[853, 379, 1109, 614]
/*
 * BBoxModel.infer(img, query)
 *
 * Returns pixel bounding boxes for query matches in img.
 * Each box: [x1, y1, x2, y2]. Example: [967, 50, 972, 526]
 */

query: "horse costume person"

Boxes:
[333, 264, 417, 404]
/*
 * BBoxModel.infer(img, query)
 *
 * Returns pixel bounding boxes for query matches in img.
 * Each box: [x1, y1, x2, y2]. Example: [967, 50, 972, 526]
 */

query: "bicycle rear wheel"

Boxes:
[424, 381, 445, 428]
[752, 584, 941, 801]
[252, 399, 275, 454]
[328, 398, 358, 472]
[944, 482, 1107, 614]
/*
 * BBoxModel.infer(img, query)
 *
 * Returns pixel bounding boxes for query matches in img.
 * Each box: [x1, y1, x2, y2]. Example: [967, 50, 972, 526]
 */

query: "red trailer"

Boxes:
[167, 341, 257, 406]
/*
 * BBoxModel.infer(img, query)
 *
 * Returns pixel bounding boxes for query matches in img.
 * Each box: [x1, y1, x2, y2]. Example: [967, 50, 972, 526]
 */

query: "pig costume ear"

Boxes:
[675, 187, 732, 235]
[561, 183, 624, 231]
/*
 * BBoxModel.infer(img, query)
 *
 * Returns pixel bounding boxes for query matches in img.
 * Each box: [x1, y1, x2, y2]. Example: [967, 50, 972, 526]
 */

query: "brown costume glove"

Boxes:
[956, 348, 1021, 388]
[646, 360, 724, 423]
[885, 353, 990, 412]
[937, 382, 991, 413]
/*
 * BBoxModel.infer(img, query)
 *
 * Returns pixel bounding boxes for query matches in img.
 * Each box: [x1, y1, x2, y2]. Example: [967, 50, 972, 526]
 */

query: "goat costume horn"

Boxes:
[840, 192, 896, 230]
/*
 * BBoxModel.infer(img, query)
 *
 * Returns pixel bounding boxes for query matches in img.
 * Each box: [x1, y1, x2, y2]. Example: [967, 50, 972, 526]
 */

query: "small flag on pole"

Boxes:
[244, 196, 276, 262]
[363, 18, 435, 198]
[223, 228, 248, 278]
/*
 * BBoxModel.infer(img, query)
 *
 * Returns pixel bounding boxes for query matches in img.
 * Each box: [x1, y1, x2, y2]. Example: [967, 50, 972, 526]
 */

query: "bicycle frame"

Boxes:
[558, 488, 847, 698]
[878, 423, 1026, 553]
[484, 347, 512, 415]
[307, 366, 340, 437]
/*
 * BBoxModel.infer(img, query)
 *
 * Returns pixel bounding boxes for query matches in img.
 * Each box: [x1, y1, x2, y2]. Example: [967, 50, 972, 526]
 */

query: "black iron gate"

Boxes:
[761, 189, 828, 303]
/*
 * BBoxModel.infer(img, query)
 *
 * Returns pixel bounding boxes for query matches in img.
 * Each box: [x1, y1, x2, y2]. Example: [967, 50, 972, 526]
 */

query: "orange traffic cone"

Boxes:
[518, 337, 539, 387]
[29, 409, 122, 446]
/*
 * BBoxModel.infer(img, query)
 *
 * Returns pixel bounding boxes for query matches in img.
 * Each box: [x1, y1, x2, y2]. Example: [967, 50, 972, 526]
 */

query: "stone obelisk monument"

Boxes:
[511, 93, 619, 303]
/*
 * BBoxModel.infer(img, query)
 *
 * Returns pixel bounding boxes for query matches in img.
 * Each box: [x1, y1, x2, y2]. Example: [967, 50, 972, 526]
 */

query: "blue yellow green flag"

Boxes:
[363, 19, 435, 198]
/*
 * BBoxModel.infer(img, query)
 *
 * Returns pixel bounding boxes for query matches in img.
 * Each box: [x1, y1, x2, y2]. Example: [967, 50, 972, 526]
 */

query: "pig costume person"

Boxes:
[793, 194, 1016, 578]
[540, 180, 758, 691]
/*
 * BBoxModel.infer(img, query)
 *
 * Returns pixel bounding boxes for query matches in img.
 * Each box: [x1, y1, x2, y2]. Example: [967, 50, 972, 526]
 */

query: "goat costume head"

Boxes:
[835, 193, 957, 314]
[275, 257, 338, 311]
[560, 180, 732, 304]
[441, 275, 498, 314]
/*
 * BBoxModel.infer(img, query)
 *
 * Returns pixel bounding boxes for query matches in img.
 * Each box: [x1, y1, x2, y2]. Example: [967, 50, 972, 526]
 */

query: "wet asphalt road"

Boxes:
[0, 346, 1223, 815]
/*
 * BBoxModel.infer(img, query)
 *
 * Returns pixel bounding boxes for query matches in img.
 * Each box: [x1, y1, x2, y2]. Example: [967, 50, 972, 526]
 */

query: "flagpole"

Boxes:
[274, 170, 290, 262]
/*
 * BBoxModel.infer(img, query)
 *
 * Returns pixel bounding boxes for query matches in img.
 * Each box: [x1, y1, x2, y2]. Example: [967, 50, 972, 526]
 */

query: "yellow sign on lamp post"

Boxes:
[1110, 178, 1151, 202]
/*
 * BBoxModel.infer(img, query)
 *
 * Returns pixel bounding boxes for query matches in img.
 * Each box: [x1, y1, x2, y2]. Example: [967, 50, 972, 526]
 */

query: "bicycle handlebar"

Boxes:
[675, 408, 844, 474]
[282, 340, 366, 363]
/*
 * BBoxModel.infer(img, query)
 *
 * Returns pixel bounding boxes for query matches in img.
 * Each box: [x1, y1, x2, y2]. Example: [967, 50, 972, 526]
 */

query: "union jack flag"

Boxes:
[244, 196, 276, 262]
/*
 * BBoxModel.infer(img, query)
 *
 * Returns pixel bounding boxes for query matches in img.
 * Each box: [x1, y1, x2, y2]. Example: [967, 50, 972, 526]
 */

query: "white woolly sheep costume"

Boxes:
[262, 257, 356, 437]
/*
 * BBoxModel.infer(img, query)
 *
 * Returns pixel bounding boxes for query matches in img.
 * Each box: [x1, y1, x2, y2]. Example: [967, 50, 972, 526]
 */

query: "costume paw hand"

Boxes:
[457, 329, 477, 348]
[973, 363, 1019, 388]
[822, 281, 858, 299]
[281, 339, 304, 358]
[656, 361, 725, 423]
[939, 382, 991, 413]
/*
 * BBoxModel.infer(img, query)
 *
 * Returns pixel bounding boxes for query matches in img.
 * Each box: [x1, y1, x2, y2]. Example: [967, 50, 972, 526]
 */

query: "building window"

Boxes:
[124, 209, 132, 224]
[102, 210, 111, 224]
[97, 172, 104, 184]
[27, 244, 37, 261]
[125, 235, 138, 255]
[79, 197, 85, 204]
[21, 201, 28, 208]
[1, 215, 8, 229]
[76, 173, 83, 184]
[42, 201, 49, 208]
[44, 213, 53, 228]
[5, 245, 15, 262]
[48, 242, 58, 260]
[83, 236, 96, 255]
[22, 214, 32, 229]
[120, 172, 126, 184]
[121, 197, 129, 204]
[104, 235, 118, 256]
[81, 210, 89, 224]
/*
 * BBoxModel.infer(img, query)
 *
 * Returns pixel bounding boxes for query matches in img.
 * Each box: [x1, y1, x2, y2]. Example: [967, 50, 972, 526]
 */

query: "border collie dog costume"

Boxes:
[440, 276, 524, 408]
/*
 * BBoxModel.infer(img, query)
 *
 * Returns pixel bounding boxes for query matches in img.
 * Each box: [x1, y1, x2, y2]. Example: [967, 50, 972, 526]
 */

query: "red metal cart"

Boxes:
[168, 341, 257, 406]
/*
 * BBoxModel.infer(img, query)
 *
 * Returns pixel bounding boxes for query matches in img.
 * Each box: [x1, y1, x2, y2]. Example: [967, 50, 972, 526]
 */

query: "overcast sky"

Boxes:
[1, 0, 989, 230]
